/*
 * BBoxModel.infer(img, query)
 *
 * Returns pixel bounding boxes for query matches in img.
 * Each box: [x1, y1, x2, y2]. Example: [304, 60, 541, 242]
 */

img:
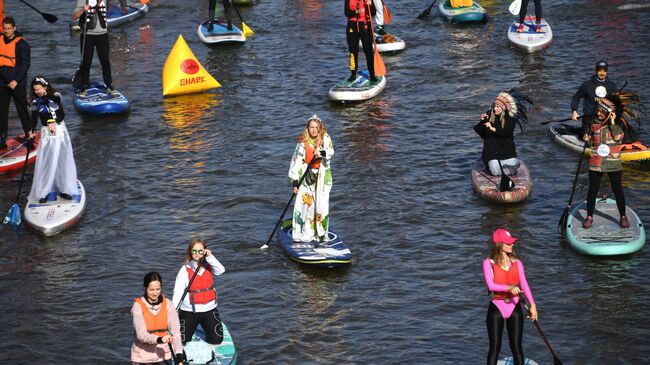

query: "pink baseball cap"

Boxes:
[492, 228, 517, 245]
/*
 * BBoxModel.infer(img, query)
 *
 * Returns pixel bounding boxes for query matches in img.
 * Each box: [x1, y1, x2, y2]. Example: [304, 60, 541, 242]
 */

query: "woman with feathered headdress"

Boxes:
[474, 91, 531, 176]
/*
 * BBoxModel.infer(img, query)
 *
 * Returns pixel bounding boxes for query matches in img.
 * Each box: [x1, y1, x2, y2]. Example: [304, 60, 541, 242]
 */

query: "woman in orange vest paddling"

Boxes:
[131, 272, 185, 365]
[483, 228, 537, 365]
[172, 239, 226, 345]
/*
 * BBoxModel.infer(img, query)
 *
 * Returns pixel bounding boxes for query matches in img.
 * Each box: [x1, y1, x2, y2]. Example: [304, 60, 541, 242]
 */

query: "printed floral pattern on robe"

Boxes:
[288, 133, 334, 242]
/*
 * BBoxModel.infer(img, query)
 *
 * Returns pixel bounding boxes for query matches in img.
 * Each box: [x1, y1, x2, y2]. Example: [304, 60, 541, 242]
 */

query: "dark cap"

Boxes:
[595, 60, 608, 70]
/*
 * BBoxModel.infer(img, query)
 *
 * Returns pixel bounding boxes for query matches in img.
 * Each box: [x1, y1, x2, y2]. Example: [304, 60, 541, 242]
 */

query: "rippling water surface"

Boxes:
[1, 0, 650, 363]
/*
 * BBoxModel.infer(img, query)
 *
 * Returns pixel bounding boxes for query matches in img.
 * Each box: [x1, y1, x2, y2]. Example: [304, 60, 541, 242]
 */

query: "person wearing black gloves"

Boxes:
[571, 60, 617, 139]
[0, 16, 31, 149]
[288, 115, 335, 242]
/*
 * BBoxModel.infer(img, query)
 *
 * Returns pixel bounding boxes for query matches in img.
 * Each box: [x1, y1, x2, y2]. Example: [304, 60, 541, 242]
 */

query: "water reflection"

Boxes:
[162, 92, 221, 154]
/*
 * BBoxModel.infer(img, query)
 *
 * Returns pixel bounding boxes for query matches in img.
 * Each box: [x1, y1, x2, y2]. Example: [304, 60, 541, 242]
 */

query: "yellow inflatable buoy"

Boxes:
[162, 34, 221, 96]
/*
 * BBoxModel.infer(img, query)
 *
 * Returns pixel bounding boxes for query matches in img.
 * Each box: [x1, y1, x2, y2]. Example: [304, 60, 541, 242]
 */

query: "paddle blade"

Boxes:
[374, 50, 386, 77]
[3, 204, 21, 228]
[140, 0, 150, 3]
[499, 175, 515, 192]
[553, 356, 564, 365]
[557, 207, 569, 234]
[242, 22, 254, 37]
[417, 0, 437, 19]
[509, 0, 522, 16]
[42, 13, 58, 23]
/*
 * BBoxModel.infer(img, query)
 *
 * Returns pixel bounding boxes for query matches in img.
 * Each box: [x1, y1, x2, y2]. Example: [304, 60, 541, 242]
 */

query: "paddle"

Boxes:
[496, 159, 515, 192]
[417, 0, 438, 19]
[366, 3, 386, 78]
[232, 2, 254, 37]
[508, 0, 522, 16]
[3, 138, 33, 228]
[260, 157, 320, 249]
[541, 116, 583, 125]
[175, 256, 207, 311]
[557, 140, 589, 234]
[17, 0, 58, 23]
[519, 295, 563, 365]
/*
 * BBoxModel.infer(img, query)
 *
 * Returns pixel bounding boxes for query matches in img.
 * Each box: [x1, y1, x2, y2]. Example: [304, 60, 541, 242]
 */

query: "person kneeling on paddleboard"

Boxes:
[582, 94, 632, 229]
[207, 0, 233, 32]
[27, 76, 78, 204]
[474, 92, 523, 176]
[345, 0, 378, 83]
[483, 228, 537, 365]
[131, 272, 185, 365]
[289, 115, 334, 243]
[173, 239, 226, 346]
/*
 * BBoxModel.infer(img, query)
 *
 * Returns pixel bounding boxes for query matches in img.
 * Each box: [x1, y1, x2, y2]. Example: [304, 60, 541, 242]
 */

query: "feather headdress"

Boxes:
[494, 90, 534, 133]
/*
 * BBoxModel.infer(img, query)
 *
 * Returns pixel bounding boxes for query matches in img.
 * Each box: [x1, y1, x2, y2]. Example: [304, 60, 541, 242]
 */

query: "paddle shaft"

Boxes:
[261, 157, 320, 249]
[541, 116, 582, 125]
[18, 0, 58, 22]
[558, 140, 589, 234]
[175, 256, 206, 312]
[417, 0, 438, 19]
[366, 2, 385, 77]
[520, 296, 563, 365]
[13, 141, 32, 203]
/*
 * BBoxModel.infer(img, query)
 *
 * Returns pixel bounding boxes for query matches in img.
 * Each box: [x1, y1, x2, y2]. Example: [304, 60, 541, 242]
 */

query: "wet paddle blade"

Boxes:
[509, 0, 522, 16]
[42, 13, 58, 23]
[374, 50, 386, 77]
[242, 22, 254, 37]
[417, 0, 437, 19]
[3, 204, 21, 227]
[557, 207, 569, 235]
[499, 175, 515, 192]
[553, 356, 564, 365]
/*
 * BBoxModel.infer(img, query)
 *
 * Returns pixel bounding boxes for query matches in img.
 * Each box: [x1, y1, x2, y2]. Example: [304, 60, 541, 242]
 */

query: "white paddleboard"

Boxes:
[197, 20, 246, 44]
[24, 180, 86, 236]
[498, 358, 539, 365]
[507, 16, 553, 52]
[329, 70, 386, 102]
[359, 33, 406, 54]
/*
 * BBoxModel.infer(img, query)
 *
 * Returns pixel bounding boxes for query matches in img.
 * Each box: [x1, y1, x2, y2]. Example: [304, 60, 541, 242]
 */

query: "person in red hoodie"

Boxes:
[344, 0, 377, 82]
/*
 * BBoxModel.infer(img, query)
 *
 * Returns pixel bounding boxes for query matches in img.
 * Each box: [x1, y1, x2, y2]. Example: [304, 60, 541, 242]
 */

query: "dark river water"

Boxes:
[2, 0, 650, 363]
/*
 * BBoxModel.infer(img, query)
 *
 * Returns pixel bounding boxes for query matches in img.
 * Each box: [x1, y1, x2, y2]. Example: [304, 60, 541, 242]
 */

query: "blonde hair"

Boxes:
[489, 242, 518, 267]
[298, 116, 328, 149]
[184, 239, 207, 265]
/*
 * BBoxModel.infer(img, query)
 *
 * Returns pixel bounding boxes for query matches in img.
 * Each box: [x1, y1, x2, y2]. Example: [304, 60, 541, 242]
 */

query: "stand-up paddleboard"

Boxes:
[507, 16, 552, 52]
[498, 358, 539, 365]
[24, 180, 86, 236]
[0, 133, 40, 174]
[373, 33, 406, 54]
[564, 198, 646, 256]
[329, 70, 386, 102]
[184, 323, 237, 365]
[471, 159, 532, 203]
[275, 219, 352, 268]
[232, 0, 253, 5]
[70, 3, 149, 31]
[549, 123, 650, 164]
[197, 20, 246, 44]
[438, 0, 487, 23]
[73, 83, 130, 115]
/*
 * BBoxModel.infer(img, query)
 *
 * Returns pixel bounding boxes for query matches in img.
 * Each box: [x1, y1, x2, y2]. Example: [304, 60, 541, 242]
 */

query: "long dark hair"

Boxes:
[142, 271, 163, 298]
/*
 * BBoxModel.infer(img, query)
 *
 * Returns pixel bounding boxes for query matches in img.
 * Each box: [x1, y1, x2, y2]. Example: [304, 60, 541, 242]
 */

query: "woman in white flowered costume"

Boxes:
[288, 115, 334, 242]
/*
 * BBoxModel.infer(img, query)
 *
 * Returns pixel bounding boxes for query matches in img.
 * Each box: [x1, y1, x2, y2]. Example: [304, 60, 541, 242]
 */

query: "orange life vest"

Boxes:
[490, 260, 519, 301]
[348, 0, 371, 22]
[303, 140, 321, 169]
[186, 265, 217, 307]
[134, 297, 169, 337]
[0, 36, 23, 68]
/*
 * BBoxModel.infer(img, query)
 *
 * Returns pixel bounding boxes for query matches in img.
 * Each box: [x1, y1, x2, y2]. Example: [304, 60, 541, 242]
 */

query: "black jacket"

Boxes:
[474, 111, 517, 166]
[0, 33, 31, 86]
[571, 75, 617, 116]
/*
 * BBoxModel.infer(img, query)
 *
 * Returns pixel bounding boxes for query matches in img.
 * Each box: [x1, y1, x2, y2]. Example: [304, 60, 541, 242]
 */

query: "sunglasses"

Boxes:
[191, 249, 205, 254]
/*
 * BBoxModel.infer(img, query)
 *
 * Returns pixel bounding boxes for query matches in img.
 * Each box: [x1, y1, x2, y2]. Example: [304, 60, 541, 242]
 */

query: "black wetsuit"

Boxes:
[345, 0, 377, 81]
[209, 0, 232, 29]
[571, 75, 617, 136]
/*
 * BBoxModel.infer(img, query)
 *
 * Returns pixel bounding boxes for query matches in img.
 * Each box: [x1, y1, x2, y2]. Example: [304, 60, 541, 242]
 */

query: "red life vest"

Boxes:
[134, 297, 169, 337]
[186, 265, 217, 306]
[303, 140, 321, 169]
[348, 0, 371, 22]
[0, 36, 24, 68]
[490, 260, 519, 301]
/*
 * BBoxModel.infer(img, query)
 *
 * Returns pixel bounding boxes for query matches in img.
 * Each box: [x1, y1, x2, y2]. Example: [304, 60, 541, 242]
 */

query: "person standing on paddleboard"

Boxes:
[172, 239, 226, 346]
[345, 0, 378, 83]
[289, 115, 334, 242]
[483, 228, 538, 365]
[582, 94, 629, 229]
[72, 0, 117, 97]
[0, 16, 31, 149]
[571, 61, 617, 139]
[131, 272, 185, 365]
[27, 76, 78, 204]
[516, 0, 543, 33]
[474, 92, 520, 176]
[207, 0, 233, 32]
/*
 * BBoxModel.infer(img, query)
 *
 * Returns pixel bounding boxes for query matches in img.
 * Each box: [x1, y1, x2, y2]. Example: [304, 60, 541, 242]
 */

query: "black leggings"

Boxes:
[79, 33, 112, 89]
[518, 0, 542, 24]
[486, 301, 525, 365]
[346, 21, 375, 77]
[587, 170, 626, 217]
[179, 307, 223, 345]
[0, 82, 31, 137]
[209, 0, 232, 25]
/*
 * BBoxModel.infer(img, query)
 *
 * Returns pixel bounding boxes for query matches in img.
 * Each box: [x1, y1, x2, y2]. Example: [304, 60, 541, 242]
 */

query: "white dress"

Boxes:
[288, 134, 334, 242]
